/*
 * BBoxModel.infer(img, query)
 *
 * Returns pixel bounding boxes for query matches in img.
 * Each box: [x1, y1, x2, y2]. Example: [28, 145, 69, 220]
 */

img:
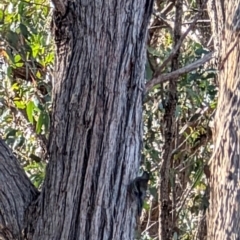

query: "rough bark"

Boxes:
[207, 0, 240, 239]
[0, 140, 39, 239]
[32, 0, 153, 239]
[0, 0, 153, 239]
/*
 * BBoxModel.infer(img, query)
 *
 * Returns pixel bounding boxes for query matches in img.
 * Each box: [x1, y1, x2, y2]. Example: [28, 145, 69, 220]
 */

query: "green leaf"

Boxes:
[0, 9, 4, 23]
[36, 70, 41, 79]
[11, 83, 19, 90]
[20, 23, 29, 39]
[14, 100, 25, 109]
[26, 101, 34, 124]
[32, 44, 40, 58]
[14, 54, 21, 63]
[45, 51, 54, 64]
[18, 2, 25, 15]
[6, 49, 15, 63]
[5, 128, 18, 139]
[6, 31, 19, 48]
[42, 111, 50, 132]
[36, 112, 43, 134]
[15, 62, 24, 67]
[145, 60, 153, 81]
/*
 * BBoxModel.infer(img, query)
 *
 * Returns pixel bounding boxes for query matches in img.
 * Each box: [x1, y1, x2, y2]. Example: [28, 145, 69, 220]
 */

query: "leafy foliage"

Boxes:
[0, 0, 217, 239]
[141, 1, 216, 239]
[0, 0, 53, 188]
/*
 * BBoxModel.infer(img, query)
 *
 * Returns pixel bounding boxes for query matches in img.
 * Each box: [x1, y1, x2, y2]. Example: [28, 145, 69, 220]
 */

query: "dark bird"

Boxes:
[129, 171, 150, 216]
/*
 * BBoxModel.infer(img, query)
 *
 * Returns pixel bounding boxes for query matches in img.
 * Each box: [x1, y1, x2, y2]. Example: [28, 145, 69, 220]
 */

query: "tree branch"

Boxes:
[145, 52, 214, 92]
[153, 0, 209, 77]
[0, 140, 39, 238]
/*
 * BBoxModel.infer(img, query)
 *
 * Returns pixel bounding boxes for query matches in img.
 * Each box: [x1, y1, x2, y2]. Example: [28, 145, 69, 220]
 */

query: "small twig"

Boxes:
[146, 197, 153, 230]
[145, 52, 214, 92]
[175, 167, 203, 218]
[142, 221, 158, 234]
[153, 11, 206, 77]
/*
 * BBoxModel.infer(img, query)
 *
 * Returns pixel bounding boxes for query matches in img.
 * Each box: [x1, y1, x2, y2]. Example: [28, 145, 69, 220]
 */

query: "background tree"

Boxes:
[0, 0, 221, 239]
[207, 1, 240, 239]
[142, 0, 215, 239]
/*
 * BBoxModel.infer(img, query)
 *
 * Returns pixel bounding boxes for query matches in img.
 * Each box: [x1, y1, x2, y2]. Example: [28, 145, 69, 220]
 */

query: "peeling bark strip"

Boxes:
[207, 0, 240, 239]
[30, 0, 153, 239]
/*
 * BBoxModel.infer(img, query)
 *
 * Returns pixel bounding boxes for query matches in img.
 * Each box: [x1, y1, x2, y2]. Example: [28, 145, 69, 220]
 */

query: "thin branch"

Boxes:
[175, 167, 203, 218]
[154, 18, 198, 75]
[145, 52, 214, 92]
[153, 0, 209, 77]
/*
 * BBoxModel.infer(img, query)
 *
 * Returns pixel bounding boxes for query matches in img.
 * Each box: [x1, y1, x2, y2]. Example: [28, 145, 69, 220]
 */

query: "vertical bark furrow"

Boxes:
[32, 1, 153, 239]
[207, 1, 240, 237]
[0, 140, 39, 239]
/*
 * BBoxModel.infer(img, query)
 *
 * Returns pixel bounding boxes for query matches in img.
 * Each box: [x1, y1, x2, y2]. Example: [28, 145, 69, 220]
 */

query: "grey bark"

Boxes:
[0, 0, 153, 239]
[0, 140, 38, 239]
[207, 0, 240, 239]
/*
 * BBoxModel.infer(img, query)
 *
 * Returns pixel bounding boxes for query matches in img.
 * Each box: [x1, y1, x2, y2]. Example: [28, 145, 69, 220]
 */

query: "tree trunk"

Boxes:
[0, 0, 153, 239]
[207, 0, 240, 239]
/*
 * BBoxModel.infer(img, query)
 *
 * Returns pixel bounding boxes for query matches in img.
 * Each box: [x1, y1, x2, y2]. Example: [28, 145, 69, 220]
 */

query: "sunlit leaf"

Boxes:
[26, 101, 34, 124]
[0, 9, 4, 22]
[15, 62, 24, 67]
[36, 111, 43, 134]
[14, 100, 26, 109]
[14, 54, 21, 63]
[11, 83, 19, 90]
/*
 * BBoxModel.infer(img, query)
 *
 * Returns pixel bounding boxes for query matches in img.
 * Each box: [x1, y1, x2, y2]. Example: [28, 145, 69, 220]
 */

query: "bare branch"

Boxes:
[153, 0, 209, 77]
[0, 140, 39, 238]
[145, 52, 214, 92]
[154, 18, 199, 76]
